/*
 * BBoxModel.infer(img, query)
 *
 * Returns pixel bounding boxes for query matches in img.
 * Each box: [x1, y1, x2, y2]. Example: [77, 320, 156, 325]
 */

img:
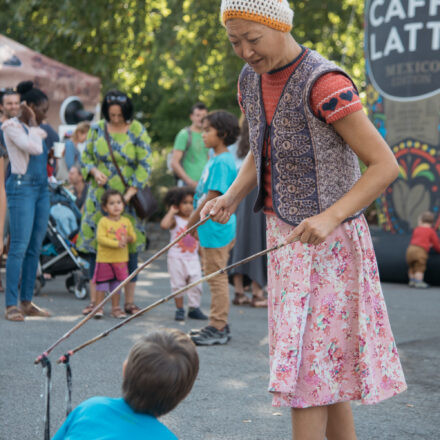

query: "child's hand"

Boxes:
[118, 238, 127, 248]
[169, 205, 180, 215]
[118, 232, 128, 248]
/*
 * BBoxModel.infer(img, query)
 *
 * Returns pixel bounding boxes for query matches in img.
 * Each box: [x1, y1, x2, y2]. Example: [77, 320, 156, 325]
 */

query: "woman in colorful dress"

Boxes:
[78, 90, 151, 316]
[202, 1, 407, 439]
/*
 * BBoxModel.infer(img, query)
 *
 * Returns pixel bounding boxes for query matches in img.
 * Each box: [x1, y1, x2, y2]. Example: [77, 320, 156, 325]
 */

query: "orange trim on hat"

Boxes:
[222, 10, 292, 33]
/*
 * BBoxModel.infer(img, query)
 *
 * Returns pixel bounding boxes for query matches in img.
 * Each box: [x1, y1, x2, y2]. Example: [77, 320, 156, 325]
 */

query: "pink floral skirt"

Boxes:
[266, 214, 407, 408]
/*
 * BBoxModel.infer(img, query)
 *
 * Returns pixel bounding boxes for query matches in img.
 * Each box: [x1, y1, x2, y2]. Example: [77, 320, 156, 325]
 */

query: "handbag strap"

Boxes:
[103, 123, 129, 190]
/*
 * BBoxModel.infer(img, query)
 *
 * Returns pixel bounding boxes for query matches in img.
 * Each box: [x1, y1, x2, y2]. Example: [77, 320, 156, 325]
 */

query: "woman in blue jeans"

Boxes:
[3, 81, 52, 321]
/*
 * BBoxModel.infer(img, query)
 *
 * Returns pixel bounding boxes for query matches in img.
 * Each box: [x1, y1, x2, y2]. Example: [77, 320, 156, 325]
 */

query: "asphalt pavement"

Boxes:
[0, 248, 439, 440]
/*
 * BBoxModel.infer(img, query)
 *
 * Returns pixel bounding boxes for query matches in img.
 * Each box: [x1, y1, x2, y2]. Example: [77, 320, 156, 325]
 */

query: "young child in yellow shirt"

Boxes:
[92, 189, 136, 319]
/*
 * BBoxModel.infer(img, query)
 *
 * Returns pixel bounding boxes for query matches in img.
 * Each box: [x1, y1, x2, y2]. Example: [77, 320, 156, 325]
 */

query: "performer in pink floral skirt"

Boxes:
[267, 215, 405, 409]
[202, 1, 406, 439]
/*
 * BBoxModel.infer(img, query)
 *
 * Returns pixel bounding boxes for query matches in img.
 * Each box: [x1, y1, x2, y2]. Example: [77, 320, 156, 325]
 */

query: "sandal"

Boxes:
[251, 295, 268, 308]
[5, 306, 25, 322]
[111, 307, 127, 319]
[20, 301, 51, 317]
[82, 302, 96, 316]
[93, 309, 104, 319]
[124, 303, 141, 315]
[232, 292, 251, 306]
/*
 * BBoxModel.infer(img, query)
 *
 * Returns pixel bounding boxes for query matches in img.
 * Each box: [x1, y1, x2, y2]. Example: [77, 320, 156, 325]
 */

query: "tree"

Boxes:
[0, 0, 365, 145]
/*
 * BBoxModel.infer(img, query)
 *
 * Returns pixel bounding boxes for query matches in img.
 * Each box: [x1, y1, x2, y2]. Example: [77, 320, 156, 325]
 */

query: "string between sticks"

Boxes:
[56, 242, 288, 363]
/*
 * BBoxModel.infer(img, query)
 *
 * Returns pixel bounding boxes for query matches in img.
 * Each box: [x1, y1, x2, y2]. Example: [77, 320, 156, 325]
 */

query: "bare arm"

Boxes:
[187, 190, 222, 230]
[200, 150, 258, 223]
[160, 206, 178, 230]
[3, 119, 45, 155]
[123, 186, 138, 203]
[171, 150, 198, 188]
[288, 111, 399, 244]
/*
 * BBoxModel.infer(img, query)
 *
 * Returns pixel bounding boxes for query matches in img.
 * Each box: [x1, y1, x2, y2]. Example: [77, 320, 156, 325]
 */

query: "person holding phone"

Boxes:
[2, 81, 52, 321]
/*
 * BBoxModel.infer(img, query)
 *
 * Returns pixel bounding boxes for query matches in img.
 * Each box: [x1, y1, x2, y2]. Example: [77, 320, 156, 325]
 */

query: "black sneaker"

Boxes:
[175, 308, 185, 321]
[190, 326, 230, 346]
[187, 307, 208, 320]
[189, 324, 230, 336]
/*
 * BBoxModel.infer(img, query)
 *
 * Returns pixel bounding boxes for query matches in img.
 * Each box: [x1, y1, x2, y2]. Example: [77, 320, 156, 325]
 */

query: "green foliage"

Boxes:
[148, 144, 175, 219]
[0, 0, 365, 146]
[1, 0, 365, 211]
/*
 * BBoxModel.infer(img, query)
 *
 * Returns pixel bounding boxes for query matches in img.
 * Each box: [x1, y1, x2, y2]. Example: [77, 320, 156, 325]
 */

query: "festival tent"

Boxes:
[0, 34, 101, 128]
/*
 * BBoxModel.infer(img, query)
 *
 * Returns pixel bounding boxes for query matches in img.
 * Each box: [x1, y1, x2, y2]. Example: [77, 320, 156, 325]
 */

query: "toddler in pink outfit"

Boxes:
[160, 187, 207, 322]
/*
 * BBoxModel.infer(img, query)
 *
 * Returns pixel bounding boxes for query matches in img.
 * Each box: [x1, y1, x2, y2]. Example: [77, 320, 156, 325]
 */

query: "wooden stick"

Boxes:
[56, 242, 288, 363]
[34, 215, 211, 364]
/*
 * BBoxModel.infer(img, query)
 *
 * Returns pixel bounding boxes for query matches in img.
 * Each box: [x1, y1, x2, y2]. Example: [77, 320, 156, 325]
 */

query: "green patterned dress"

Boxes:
[77, 119, 151, 255]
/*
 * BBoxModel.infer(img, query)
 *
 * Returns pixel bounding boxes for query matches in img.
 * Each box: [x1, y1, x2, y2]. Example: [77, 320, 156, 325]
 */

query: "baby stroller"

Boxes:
[35, 183, 89, 299]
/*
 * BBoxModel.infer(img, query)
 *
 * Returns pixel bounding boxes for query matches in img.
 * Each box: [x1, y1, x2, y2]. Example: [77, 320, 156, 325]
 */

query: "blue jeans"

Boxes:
[5, 175, 50, 307]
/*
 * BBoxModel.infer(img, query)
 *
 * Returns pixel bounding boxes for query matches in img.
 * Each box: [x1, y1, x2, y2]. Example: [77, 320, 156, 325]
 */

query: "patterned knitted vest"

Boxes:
[239, 49, 363, 226]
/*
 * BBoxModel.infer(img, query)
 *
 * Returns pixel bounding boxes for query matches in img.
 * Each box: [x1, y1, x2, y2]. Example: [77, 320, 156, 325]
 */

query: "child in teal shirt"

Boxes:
[52, 329, 199, 440]
[188, 110, 239, 346]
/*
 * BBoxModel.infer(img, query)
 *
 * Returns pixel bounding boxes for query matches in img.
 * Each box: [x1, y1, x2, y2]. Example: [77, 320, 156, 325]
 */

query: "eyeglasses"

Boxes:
[106, 95, 127, 104]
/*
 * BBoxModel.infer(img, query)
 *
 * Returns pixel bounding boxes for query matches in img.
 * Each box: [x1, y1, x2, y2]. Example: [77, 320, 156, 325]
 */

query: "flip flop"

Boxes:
[20, 302, 51, 317]
[124, 303, 141, 315]
[251, 296, 268, 308]
[93, 309, 104, 319]
[82, 303, 96, 316]
[111, 307, 127, 319]
[5, 306, 25, 322]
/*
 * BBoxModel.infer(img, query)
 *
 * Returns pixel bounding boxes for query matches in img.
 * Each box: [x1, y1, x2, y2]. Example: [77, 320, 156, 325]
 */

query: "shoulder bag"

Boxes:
[103, 123, 157, 219]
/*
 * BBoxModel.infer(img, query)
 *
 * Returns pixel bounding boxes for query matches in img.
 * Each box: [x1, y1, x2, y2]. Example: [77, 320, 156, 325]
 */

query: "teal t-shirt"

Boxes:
[194, 151, 237, 248]
[173, 128, 208, 181]
[52, 397, 177, 440]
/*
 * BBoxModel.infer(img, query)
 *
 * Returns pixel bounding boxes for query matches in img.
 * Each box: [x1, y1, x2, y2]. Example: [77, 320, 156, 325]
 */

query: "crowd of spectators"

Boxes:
[0, 82, 268, 326]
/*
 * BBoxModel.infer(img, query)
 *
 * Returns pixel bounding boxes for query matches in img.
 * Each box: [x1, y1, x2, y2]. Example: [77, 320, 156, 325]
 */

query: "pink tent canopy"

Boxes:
[0, 34, 101, 128]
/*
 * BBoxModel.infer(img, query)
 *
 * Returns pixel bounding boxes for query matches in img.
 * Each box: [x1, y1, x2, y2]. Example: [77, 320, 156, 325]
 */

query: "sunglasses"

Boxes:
[1, 87, 17, 94]
[106, 95, 127, 104]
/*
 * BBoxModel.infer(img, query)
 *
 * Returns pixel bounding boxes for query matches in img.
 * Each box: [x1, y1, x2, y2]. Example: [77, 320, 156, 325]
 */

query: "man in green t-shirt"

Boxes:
[171, 102, 209, 188]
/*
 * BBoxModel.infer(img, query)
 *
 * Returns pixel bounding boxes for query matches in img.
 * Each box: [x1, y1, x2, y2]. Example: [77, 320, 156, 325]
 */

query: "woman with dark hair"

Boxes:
[77, 90, 152, 316]
[2, 81, 52, 321]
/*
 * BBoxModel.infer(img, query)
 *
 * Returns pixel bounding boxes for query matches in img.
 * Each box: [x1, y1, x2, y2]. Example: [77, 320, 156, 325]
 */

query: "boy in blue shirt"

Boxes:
[52, 329, 199, 439]
[187, 110, 239, 346]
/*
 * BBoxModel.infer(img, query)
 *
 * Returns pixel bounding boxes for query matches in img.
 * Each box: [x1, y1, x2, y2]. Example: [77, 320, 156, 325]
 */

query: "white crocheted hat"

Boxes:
[221, 0, 294, 33]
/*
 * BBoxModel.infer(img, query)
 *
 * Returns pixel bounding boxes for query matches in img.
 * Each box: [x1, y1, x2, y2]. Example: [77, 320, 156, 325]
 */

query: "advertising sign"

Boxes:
[365, 0, 440, 233]
[366, 0, 440, 101]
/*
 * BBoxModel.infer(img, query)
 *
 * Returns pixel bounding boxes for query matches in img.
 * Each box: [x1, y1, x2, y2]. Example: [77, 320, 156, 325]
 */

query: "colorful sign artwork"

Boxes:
[365, 0, 440, 233]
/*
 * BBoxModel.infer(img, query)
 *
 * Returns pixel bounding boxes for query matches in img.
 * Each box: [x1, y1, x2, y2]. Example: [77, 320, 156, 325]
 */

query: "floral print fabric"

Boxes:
[77, 120, 152, 254]
[266, 214, 407, 408]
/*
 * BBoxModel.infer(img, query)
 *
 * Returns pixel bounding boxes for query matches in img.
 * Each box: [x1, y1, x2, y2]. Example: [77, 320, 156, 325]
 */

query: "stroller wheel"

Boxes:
[65, 274, 75, 294]
[74, 277, 89, 300]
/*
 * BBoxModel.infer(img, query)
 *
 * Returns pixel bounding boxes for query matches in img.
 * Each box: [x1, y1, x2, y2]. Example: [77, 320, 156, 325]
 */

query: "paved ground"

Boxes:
[0, 248, 439, 439]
